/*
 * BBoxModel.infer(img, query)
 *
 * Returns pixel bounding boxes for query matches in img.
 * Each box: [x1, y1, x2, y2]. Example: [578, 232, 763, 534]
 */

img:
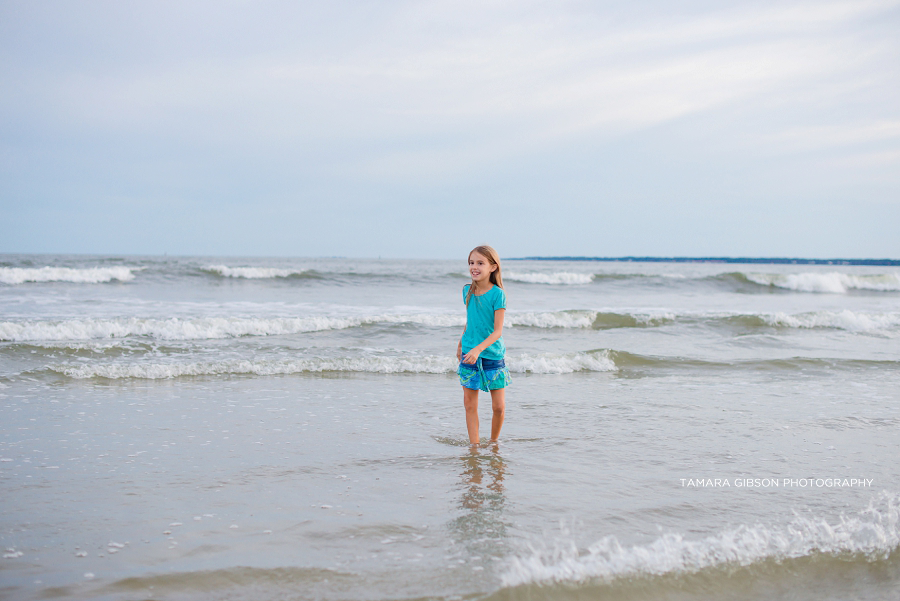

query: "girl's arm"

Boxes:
[462, 309, 505, 364]
[457, 327, 465, 361]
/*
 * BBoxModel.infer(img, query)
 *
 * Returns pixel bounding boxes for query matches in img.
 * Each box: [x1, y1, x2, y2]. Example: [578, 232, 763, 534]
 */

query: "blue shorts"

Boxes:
[458, 357, 511, 392]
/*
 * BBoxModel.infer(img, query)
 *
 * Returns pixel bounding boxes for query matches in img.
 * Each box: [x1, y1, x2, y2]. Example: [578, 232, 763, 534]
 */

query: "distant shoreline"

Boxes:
[509, 257, 900, 266]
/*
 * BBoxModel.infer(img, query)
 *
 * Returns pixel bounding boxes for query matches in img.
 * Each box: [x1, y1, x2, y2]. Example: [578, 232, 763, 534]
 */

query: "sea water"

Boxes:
[1, 254, 899, 600]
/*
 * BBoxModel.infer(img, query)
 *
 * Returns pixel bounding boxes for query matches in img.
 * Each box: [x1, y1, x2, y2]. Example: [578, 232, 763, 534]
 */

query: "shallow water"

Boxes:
[1, 255, 899, 599]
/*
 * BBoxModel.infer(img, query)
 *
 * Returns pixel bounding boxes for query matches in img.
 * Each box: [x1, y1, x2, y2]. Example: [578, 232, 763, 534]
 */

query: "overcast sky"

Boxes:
[1, 0, 898, 259]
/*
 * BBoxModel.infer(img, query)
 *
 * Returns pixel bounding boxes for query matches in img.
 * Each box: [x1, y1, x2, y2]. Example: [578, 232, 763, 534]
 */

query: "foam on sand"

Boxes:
[502, 492, 900, 587]
[0, 266, 141, 284]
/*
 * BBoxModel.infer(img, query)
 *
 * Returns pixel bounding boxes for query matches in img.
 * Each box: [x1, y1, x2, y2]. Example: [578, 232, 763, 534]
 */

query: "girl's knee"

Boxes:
[490, 390, 506, 412]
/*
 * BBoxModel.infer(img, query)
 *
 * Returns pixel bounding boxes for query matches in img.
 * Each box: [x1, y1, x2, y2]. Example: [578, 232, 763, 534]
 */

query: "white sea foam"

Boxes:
[763, 310, 900, 333]
[6, 308, 897, 343]
[513, 350, 617, 374]
[378, 314, 465, 328]
[0, 314, 470, 342]
[0, 311, 609, 342]
[745, 272, 900, 293]
[508, 311, 597, 328]
[0, 316, 360, 341]
[204, 265, 310, 279]
[52, 356, 458, 379]
[0, 266, 141, 285]
[502, 492, 900, 587]
[513, 310, 675, 329]
[49, 350, 619, 379]
[506, 272, 595, 285]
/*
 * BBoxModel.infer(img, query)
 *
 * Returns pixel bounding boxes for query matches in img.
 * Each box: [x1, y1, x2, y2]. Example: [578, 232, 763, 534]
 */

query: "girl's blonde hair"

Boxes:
[465, 245, 503, 306]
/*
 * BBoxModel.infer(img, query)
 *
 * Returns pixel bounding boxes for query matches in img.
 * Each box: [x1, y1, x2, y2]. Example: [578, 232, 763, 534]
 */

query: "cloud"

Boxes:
[763, 121, 900, 151]
[1, 0, 898, 255]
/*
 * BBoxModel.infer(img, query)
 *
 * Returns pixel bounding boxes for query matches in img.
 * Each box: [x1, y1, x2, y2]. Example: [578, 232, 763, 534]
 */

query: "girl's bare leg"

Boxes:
[463, 387, 480, 445]
[489, 387, 506, 442]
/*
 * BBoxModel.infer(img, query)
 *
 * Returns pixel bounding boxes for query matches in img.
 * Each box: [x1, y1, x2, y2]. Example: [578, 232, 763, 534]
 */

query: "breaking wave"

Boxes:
[202, 265, 317, 279]
[498, 270, 900, 293]
[505, 272, 595, 285]
[51, 356, 458, 379]
[0, 312, 677, 342]
[513, 350, 617, 374]
[0, 266, 141, 285]
[734, 272, 900, 293]
[46, 350, 619, 379]
[509, 311, 596, 328]
[0, 315, 463, 342]
[23, 351, 900, 380]
[502, 492, 900, 587]
[3, 309, 898, 342]
[511, 311, 674, 329]
[758, 310, 900, 332]
[511, 311, 675, 330]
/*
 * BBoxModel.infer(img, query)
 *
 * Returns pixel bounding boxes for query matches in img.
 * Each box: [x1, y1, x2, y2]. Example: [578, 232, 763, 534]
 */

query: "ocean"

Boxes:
[1, 254, 899, 600]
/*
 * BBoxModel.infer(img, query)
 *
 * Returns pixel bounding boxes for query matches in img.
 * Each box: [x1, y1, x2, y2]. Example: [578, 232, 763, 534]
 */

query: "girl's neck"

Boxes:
[471, 280, 492, 294]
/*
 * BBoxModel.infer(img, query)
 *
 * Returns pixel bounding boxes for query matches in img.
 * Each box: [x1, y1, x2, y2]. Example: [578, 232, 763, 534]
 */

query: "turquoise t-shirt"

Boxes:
[461, 284, 507, 361]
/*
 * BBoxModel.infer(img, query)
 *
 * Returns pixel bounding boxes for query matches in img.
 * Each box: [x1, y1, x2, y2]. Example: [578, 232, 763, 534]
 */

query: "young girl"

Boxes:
[457, 245, 511, 445]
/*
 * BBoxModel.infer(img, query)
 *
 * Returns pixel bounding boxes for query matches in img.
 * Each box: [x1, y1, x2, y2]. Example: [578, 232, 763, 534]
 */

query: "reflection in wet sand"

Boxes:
[447, 444, 510, 560]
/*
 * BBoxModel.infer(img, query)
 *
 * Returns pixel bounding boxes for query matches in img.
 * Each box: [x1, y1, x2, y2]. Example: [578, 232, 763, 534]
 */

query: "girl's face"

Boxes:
[468, 252, 496, 284]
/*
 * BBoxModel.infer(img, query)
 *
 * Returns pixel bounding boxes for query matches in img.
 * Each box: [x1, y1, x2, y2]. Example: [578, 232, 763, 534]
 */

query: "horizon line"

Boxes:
[509, 256, 900, 266]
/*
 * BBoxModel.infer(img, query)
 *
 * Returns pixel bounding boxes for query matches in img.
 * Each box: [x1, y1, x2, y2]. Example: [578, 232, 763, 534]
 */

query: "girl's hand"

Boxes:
[456, 344, 462, 361]
[463, 349, 480, 364]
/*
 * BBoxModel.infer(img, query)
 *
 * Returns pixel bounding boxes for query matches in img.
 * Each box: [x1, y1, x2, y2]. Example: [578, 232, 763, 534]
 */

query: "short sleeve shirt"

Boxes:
[461, 284, 507, 360]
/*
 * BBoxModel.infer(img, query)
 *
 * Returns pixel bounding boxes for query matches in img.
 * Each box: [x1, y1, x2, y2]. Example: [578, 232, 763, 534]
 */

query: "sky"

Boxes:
[1, 0, 898, 259]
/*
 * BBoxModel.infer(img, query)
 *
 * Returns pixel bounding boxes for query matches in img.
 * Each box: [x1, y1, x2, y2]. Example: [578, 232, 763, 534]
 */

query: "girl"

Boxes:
[457, 245, 511, 445]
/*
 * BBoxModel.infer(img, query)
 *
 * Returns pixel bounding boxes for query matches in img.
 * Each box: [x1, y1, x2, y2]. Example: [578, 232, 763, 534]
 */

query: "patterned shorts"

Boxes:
[458, 357, 511, 392]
